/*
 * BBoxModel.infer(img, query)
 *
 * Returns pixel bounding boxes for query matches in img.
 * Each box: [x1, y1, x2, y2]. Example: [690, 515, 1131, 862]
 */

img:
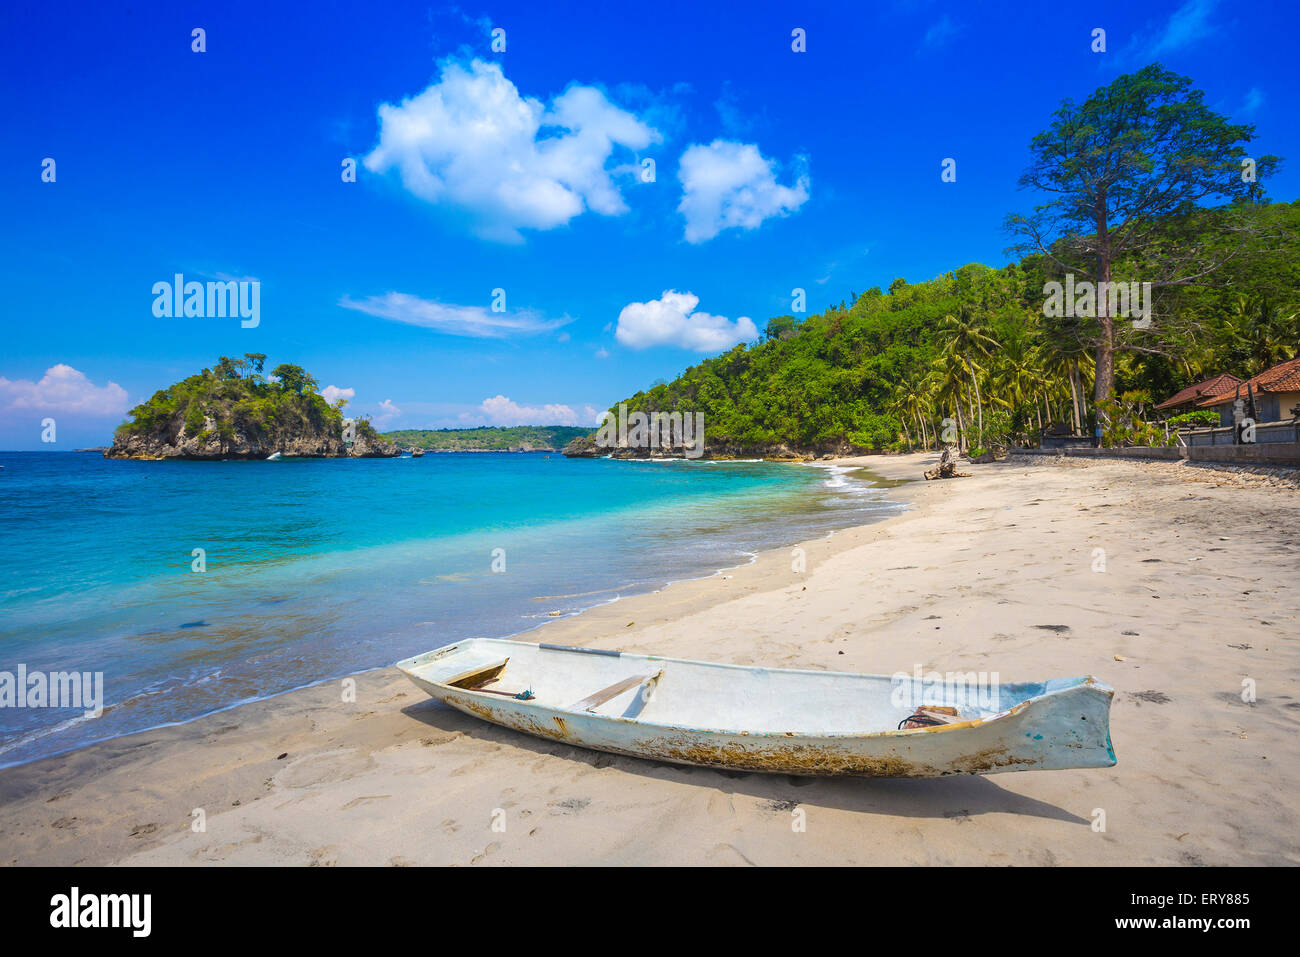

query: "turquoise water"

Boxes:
[0, 451, 902, 767]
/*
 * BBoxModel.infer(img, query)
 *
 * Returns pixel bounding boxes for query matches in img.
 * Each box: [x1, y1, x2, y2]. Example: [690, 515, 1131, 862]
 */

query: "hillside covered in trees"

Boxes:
[384, 426, 591, 451]
[591, 66, 1296, 457]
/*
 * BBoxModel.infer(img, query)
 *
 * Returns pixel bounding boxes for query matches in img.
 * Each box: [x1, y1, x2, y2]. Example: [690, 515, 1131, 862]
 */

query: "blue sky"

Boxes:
[2, 0, 1297, 449]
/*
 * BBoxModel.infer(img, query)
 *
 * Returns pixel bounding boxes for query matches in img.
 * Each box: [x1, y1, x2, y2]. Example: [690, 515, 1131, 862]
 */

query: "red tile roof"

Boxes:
[1155, 373, 1244, 411]
[1197, 357, 1300, 407]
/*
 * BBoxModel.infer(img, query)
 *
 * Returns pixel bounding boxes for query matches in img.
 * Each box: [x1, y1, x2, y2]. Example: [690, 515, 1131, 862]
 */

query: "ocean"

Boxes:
[0, 450, 905, 767]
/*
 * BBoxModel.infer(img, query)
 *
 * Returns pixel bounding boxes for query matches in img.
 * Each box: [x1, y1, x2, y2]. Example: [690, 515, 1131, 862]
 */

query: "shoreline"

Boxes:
[0, 456, 899, 773]
[3, 452, 1298, 865]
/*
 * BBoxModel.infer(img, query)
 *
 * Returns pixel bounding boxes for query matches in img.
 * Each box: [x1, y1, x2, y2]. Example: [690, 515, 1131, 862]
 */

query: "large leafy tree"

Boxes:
[271, 363, 318, 395]
[1007, 64, 1280, 413]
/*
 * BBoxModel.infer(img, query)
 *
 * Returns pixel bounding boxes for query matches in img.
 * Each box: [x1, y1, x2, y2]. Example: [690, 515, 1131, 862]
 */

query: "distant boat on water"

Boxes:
[266, 452, 283, 461]
[398, 638, 1117, 778]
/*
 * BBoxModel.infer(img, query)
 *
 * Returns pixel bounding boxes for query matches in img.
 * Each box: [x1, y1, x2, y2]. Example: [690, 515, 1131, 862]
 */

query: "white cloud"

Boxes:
[321, 385, 355, 406]
[0, 364, 128, 416]
[375, 399, 401, 425]
[615, 290, 758, 352]
[476, 395, 597, 426]
[364, 59, 658, 242]
[1112, 0, 1219, 67]
[921, 15, 960, 50]
[677, 140, 809, 243]
[340, 292, 570, 338]
[1149, 0, 1218, 57]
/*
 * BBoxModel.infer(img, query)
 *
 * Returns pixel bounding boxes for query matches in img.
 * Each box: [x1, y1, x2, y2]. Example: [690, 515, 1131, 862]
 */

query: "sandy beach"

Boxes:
[2, 452, 1297, 866]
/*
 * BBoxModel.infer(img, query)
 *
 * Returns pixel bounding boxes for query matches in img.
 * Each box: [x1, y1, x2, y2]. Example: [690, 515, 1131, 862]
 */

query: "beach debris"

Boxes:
[898, 705, 962, 730]
[1113, 655, 1127, 661]
[923, 446, 971, 480]
[276, 752, 288, 760]
[547, 611, 563, 617]
[1130, 690, 1171, 704]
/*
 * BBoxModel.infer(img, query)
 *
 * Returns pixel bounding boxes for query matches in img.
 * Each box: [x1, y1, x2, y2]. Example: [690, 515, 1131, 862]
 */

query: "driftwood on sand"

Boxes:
[924, 446, 971, 480]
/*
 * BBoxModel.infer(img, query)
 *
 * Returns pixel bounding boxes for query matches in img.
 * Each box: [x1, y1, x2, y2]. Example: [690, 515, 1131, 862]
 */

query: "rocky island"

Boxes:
[106, 354, 399, 460]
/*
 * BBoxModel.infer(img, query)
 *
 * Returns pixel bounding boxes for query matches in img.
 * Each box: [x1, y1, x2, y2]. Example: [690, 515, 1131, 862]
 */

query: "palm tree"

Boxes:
[932, 353, 972, 449]
[1226, 297, 1298, 375]
[894, 371, 931, 449]
[938, 306, 1000, 446]
[990, 333, 1048, 440]
[1037, 324, 1094, 434]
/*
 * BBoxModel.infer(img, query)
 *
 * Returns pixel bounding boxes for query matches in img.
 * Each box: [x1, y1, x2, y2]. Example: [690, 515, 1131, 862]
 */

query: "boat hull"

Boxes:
[397, 639, 1116, 778]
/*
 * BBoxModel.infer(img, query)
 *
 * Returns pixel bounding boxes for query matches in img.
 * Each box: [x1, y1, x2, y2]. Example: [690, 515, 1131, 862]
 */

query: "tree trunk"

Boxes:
[1094, 319, 1115, 405]
[1093, 208, 1116, 419]
[1069, 361, 1082, 434]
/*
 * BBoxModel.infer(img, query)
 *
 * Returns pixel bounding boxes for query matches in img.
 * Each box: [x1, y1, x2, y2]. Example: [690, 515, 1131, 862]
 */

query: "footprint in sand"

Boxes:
[308, 845, 340, 867]
[339, 795, 390, 811]
[549, 797, 590, 815]
[276, 749, 376, 789]
[1129, 690, 1171, 704]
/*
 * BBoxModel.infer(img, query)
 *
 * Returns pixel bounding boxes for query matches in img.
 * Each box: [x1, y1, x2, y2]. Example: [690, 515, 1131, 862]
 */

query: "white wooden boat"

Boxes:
[266, 452, 283, 461]
[397, 638, 1116, 777]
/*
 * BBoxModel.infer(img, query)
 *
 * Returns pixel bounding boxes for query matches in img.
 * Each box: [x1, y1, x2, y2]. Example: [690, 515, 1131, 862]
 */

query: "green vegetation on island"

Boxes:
[383, 426, 591, 452]
[583, 65, 1296, 458]
[109, 354, 396, 459]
